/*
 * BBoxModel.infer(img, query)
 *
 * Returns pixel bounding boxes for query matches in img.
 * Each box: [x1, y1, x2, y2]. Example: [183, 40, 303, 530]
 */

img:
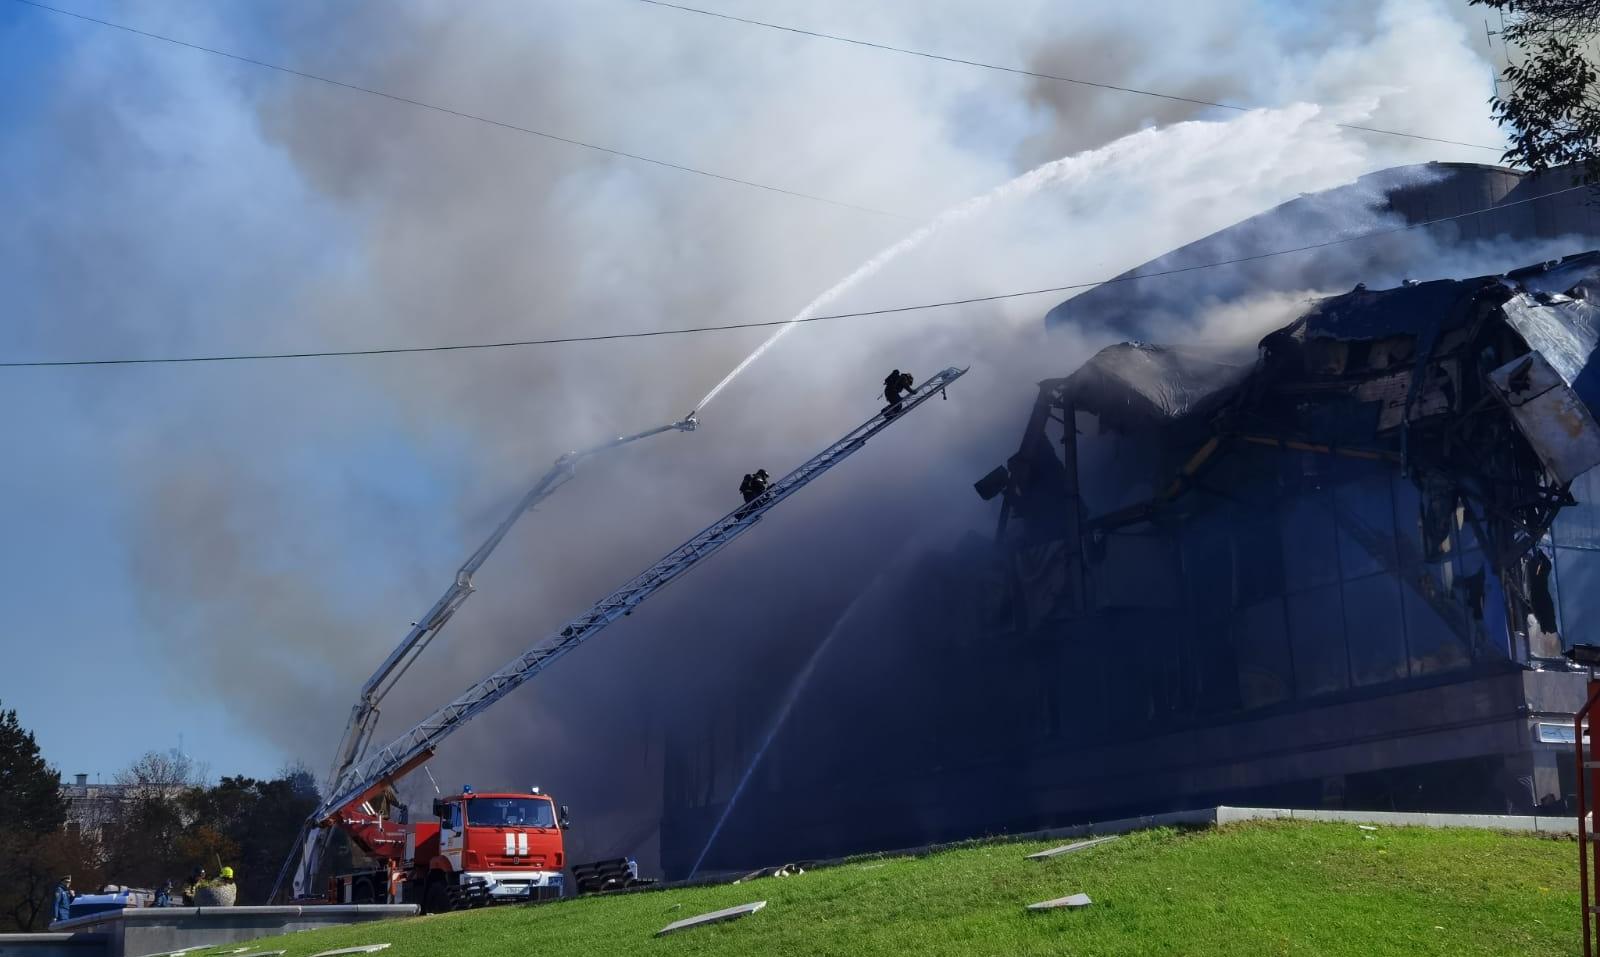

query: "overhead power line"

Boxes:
[8, 0, 904, 219]
[628, 0, 1507, 155]
[3, 185, 1584, 369]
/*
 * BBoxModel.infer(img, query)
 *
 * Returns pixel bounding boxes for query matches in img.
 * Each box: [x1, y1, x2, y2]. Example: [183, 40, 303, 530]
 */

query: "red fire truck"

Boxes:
[323, 775, 568, 911]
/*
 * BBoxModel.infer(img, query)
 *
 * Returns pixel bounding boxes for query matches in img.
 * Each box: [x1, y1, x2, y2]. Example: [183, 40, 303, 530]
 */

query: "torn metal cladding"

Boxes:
[984, 250, 1600, 660]
[1488, 351, 1600, 484]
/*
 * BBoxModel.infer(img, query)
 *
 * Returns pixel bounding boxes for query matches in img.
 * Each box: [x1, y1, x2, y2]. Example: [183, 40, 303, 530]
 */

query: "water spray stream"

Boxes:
[687, 571, 888, 878]
[691, 147, 1122, 413]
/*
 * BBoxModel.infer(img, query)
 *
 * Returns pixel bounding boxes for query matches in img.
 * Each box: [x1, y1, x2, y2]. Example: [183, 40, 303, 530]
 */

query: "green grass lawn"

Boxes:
[242, 821, 1577, 957]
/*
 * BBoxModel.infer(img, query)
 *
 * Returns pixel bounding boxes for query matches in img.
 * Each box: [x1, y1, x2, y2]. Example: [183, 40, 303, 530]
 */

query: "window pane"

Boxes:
[1286, 583, 1348, 697]
[1183, 512, 1233, 621]
[1233, 597, 1293, 708]
[1335, 476, 1397, 580]
[1281, 490, 1339, 592]
[1391, 473, 1427, 567]
[1234, 506, 1284, 608]
[1400, 562, 1473, 676]
[1343, 574, 1409, 685]
[1191, 615, 1240, 716]
[1555, 546, 1600, 650]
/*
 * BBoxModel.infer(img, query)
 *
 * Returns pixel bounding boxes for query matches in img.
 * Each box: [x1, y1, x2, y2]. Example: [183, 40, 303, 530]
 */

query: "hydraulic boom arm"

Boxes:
[278, 367, 964, 900]
[322, 415, 698, 799]
[276, 415, 693, 901]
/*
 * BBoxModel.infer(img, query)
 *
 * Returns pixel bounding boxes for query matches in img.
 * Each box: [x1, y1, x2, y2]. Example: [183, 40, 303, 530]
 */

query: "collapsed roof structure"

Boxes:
[989, 251, 1600, 658]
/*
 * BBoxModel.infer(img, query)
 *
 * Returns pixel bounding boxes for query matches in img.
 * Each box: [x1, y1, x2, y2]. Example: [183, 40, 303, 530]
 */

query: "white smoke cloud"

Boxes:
[1, 0, 1526, 868]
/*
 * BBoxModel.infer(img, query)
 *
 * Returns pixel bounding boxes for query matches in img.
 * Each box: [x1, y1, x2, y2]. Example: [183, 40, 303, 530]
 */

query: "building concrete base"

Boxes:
[0, 933, 107, 957]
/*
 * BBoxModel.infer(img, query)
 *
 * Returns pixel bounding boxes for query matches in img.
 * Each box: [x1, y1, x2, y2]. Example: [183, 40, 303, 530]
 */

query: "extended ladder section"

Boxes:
[312, 366, 965, 826]
[321, 416, 697, 797]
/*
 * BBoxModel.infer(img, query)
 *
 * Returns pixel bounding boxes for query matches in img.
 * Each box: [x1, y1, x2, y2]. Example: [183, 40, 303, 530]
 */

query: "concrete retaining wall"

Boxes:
[0, 933, 107, 957]
[1025, 805, 1578, 840]
[1211, 805, 1578, 834]
[40, 904, 415, 957]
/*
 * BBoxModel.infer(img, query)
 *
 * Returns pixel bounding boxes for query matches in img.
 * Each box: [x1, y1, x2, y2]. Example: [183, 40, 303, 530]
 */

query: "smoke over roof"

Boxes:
[1, 0, 1549, 866]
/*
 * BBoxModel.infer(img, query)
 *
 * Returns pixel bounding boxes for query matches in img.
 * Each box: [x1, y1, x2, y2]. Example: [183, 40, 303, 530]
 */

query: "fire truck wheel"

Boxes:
[351, 878, 376, 905]
[423, 877, 450, 915]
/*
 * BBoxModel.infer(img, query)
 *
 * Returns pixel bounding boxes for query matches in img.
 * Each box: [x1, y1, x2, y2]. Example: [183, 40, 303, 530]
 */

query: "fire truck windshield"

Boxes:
[465, 797, 555, 828]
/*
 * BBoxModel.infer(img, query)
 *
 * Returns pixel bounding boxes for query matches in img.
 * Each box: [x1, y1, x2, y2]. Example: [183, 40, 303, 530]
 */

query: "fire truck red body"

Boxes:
[324, 779, 568, 912]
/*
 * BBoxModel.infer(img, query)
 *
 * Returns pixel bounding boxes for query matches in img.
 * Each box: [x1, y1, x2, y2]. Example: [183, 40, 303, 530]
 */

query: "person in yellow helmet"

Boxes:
[194, 866, 238, 907]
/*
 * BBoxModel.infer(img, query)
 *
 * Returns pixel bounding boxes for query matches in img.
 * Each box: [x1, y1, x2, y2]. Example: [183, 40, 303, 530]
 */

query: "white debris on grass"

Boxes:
[1027, 893, 1093, 911]
[307, 946, 391, 956]
[1026, 835, 1121, 860]
[656, 901, 767, 937]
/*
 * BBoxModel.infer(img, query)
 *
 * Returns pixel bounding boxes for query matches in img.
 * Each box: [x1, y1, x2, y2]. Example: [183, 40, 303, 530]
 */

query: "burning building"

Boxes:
[658, 163, 1600, 878]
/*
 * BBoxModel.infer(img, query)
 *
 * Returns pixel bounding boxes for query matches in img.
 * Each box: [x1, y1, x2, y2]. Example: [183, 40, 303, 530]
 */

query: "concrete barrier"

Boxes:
[1213, 806, 1577, 834]
[0, 933, 108, 957]
[37, 905, 415, 957]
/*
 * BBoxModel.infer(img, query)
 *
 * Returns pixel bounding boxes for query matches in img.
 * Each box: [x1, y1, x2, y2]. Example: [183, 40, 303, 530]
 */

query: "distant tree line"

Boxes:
[0, 701, 317, 931]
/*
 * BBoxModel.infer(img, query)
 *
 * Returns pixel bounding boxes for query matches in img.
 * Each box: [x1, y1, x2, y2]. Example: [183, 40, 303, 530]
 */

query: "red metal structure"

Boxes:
[1572, 645, 1600, 956]
[324, 781, 569, 910]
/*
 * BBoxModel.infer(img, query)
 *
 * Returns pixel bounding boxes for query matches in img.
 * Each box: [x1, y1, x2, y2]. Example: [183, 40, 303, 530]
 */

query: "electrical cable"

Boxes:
[628, 0, 1508, 154]
[3, 184, 1584, 368]
[7, 0, 905, 219]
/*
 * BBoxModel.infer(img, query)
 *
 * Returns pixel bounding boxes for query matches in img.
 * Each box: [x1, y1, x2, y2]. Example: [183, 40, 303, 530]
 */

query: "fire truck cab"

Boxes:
[408, 787, 568, 909]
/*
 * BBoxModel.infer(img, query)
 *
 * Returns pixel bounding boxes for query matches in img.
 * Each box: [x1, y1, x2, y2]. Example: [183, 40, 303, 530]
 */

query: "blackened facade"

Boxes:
[658, 167, 1600, 879]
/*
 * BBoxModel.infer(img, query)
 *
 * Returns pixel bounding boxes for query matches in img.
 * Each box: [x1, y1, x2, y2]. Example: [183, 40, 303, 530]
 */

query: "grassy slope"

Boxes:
[245, 822, 1577, 957]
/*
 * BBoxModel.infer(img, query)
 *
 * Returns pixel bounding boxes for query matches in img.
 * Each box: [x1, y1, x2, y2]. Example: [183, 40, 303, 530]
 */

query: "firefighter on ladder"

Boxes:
[737, 469, 770, 518]
[883, 369, 915, 417]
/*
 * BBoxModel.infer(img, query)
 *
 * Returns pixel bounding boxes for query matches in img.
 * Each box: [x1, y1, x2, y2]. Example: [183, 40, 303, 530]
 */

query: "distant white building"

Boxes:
[60, 773, 133, 838]
[60, 772, 187, 838]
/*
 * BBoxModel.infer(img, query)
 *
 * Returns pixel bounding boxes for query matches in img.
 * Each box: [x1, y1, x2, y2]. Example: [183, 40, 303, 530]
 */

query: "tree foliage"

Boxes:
[98, 755, 319, 903]
[1474, 1, 1600, 178]
[0, 703, 86, 932]
[184, 774, 319, 903]
[0, 829, 104, 932]
[0, 737, 318, 925]
[0, 702, 66, 836]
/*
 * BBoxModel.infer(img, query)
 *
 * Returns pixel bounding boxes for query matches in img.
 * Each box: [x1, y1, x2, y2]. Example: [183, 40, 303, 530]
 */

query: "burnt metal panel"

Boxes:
[1488, 351, 1600, 483]
[1296, 278, 1495, 342]
[1500, 290, 1600, 417]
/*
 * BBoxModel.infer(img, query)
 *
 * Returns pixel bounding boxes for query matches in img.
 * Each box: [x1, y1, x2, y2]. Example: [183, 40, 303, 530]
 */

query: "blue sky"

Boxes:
[0, 1, 470, 782]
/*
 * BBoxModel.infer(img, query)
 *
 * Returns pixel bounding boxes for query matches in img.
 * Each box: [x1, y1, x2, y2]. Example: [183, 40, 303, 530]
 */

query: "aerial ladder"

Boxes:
[272, 367, 967, 901]
[274, 414, 697, 902]
[319, 415, 698, 802]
